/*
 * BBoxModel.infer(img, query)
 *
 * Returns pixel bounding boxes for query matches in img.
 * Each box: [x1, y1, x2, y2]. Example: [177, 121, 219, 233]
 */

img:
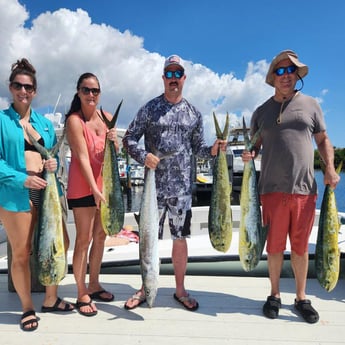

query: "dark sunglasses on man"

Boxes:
[164, 70, 184, 79]
[274, 65, 297, 76]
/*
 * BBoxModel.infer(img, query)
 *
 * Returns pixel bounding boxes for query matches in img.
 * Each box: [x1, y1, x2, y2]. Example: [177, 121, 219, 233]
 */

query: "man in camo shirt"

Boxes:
[123, 54, 226, 310]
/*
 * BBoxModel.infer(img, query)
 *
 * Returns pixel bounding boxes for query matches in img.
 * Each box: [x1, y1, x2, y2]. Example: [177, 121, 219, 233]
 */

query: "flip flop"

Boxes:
[41, 297, 75, 313]
[20, 310, 38, 332]
[173, 293, 199, 311]
[75, 299, 98, 317]
[124, 291, 146, 310]
[89, 290, 114, 302]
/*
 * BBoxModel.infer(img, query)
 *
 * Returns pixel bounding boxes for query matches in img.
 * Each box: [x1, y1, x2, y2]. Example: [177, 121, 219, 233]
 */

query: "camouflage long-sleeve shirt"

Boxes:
[122, 94, 212, 199]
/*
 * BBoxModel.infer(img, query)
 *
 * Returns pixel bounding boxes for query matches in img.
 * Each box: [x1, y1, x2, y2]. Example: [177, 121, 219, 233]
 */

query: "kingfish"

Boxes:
[208, 113, 232, 252]
[100, 101, 125, 236]
[239, 119, 268, 271]
[138, 166, 160, 308]
[27, 131, 66, 286]
[315, 162, 342, 292]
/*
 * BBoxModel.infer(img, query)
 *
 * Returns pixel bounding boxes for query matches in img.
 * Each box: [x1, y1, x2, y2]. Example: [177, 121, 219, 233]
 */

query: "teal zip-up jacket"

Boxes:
[0, 105, 56, 212]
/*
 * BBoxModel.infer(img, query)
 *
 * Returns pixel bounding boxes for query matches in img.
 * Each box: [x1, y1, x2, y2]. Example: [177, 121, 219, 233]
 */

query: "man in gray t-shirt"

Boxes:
[243, 50, 340, 324]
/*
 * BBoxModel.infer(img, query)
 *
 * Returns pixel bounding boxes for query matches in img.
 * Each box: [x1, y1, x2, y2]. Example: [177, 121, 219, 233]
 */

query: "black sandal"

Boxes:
[20, 310, 38, 332]
[263, 296, 281, 319]
[294, 299, 319, 324]
[75, 299, 98, 317]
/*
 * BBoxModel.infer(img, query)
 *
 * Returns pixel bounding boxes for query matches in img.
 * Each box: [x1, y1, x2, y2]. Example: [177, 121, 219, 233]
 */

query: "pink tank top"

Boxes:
[67, 114, 106, 199]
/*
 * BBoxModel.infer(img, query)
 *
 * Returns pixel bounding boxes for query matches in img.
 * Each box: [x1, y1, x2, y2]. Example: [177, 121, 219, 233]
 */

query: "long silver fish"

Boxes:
[27, 131, 66, 286]
[100, 101, 125, 236]
[315, 162, 342, 292]
[208, 113, 232, 252]
[137, 150, 175, 307]
[138, 166, 160, 308]
[239, 119, 268, 271]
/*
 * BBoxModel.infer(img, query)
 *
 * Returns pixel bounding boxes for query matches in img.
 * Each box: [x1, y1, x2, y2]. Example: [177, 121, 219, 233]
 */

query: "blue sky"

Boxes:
[1, 0, 344, 147]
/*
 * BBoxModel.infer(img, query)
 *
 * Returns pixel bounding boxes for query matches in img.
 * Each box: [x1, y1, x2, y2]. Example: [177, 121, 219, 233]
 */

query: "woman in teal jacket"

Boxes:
[0, 58, 73, 331]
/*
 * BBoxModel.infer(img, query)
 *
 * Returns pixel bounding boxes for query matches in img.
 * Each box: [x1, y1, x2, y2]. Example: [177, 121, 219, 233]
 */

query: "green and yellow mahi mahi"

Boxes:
[239, 119, 268, 271]
[208, 113, 232, 252]
[27, 131, 66, 286]
[100, 101, 125, 236]
[315, 162, 342, 292]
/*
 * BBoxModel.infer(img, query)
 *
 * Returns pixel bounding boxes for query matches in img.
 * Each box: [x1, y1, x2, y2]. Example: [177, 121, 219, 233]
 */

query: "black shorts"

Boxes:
[67, 195, 96, 209]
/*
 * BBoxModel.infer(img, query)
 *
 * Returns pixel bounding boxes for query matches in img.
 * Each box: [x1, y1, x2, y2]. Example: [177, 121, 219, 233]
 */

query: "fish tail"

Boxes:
[100, 100, 123, 129]
[213, 113, 229, 140]
[25, 130, 51, 159]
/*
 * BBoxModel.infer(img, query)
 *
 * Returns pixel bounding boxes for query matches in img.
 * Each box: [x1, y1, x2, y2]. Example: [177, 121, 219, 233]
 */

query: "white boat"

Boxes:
[193, 126, 261, 203]
[130, 164, 145, 185]
[2, 206, 343, 276]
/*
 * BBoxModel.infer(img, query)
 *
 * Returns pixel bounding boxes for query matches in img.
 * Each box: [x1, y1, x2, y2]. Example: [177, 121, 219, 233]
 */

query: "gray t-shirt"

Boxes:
[251, 92, 326, 195]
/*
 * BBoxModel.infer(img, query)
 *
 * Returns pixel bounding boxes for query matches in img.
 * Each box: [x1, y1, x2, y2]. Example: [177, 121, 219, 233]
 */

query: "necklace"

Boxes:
[276, 91, 299, 125]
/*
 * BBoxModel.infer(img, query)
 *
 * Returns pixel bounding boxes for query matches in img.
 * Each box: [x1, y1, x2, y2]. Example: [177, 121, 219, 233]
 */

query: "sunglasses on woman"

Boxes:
[79, 86, 101, 96]
[10, 81, 35, 93]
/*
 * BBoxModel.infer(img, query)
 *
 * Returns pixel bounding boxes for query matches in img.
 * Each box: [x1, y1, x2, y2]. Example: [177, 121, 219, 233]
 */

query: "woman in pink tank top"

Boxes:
[65, 73, 119, 317]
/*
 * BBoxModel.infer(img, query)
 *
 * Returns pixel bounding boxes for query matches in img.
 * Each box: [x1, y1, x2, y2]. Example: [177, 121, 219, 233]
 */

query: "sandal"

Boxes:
[20, 310, 38, 332]
[173, 293, 199, 311]
[124, 291, 146, 310]
[89, 290, 114, 302]
[263, 296, 281, 319]
[75, 299, 98, 317]
[294, 299, 319, 324]
[41, 297, 75, 313]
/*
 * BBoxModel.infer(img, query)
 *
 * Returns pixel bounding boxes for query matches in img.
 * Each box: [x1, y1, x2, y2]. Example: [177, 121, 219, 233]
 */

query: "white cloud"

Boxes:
[0, 0, 273, 144]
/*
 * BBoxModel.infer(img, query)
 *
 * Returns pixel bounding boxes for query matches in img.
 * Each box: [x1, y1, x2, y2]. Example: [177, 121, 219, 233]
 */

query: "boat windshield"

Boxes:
[232, 149, 243, 157]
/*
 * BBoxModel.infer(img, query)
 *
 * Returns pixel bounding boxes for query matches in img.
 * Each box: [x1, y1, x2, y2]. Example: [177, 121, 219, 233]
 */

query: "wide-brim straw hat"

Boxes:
[265, 50, 308, 87]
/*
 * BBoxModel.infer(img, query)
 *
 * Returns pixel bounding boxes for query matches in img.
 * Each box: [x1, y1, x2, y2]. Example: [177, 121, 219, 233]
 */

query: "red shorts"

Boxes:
[260, 193, 316, 256]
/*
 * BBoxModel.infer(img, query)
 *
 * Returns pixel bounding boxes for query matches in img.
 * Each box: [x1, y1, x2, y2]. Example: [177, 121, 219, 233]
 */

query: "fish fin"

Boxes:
[242, 118, 251, 150]
[242, 118, 262, 151]
[134, 213, 140, 225]
[320, 160, 342, 176]
[100, 100, 123, 129]
[213, 112, 229, 140]
[336, 161, 343, 174]
[51, 129, 66, 157]
[213, 112, 222, 139]
[149, 146, 177, 161]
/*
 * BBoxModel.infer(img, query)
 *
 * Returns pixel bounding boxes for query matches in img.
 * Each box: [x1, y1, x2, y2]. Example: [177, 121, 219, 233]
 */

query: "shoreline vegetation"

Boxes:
[314, 148, 345, 170]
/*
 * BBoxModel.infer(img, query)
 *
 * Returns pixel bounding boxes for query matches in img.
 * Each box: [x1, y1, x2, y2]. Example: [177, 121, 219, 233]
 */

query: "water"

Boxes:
[123, 170, 345, 213]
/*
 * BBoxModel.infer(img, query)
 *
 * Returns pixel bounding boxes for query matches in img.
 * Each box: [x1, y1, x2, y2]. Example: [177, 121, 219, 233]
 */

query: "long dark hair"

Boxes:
[9, 58, 37, 90]
[65, 72, 100, 121]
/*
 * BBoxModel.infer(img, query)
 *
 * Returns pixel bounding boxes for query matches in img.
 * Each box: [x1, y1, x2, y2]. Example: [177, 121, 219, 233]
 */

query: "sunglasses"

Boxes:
[274, 65, 297, 76]
[10, 81, 35, 93]
[164, 70, 184, 79]
[79, 86, 101, 96]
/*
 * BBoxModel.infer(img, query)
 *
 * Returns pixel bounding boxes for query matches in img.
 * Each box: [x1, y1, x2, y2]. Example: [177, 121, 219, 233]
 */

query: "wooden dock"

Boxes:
[0, 273, 344, 345]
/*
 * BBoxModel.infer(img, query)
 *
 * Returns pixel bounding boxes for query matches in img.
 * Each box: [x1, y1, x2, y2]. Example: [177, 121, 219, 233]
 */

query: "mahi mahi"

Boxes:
[239, 119, 268, 271]
[26, 131, 66, 286]
[315, 162, 342, 292]
[99, 101, 125, 236]
[208, 113, 232, 252]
